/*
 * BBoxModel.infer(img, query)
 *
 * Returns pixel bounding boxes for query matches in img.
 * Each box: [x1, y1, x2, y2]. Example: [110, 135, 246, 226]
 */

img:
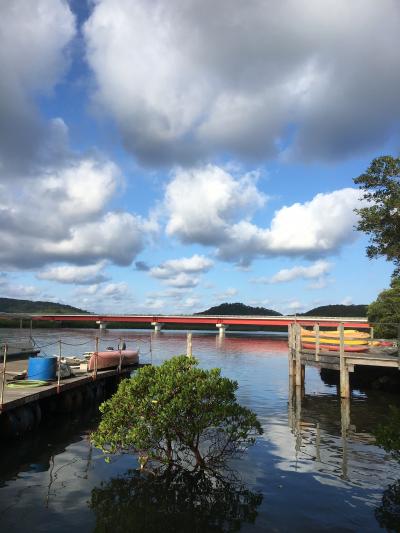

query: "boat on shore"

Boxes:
[87, 350, 139, 371]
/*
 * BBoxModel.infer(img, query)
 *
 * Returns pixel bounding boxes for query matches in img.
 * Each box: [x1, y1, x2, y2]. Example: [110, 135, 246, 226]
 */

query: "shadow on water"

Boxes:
[90, 467, 263, 533]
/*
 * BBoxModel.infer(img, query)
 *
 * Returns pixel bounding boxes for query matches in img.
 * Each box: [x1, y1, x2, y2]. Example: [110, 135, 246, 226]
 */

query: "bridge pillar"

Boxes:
[96, 320, 107, 331]
[151, 322, 163, 332]
[216, 323, 228, 337]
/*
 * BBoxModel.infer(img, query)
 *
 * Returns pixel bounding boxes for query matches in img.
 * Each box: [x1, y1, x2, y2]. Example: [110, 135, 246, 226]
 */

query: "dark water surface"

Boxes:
[1, 328, 400, 532]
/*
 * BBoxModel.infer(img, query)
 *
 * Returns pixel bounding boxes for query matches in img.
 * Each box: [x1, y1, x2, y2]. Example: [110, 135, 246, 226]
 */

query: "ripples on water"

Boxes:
[1, 328, 400, 532]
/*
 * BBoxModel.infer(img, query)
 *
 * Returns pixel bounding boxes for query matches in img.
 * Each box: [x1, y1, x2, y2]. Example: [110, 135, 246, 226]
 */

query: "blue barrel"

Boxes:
[28, 356, 57, 381]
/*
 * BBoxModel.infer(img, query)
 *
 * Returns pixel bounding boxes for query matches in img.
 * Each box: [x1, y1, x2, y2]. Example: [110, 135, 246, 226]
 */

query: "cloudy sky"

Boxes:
[0, 0, 399, 314]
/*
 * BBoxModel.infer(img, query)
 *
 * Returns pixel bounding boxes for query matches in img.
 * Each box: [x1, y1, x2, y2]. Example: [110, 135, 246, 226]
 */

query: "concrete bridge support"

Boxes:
[96, 321, 107, 331]
[151, 322, 163, 332]
[216, 323, 228, 337]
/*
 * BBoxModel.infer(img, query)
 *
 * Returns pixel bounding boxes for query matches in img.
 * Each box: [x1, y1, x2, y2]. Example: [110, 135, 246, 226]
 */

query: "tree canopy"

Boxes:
[368, 278, 400, 338]
[91, 355, 263, 471]
[354, 155, 400, 278]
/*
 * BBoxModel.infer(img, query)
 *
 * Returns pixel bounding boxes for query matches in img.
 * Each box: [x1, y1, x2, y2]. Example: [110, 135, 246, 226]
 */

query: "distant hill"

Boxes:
[196, 302, 282, 316]
[0, 297, 89, 315]
[300, 304, 368, 317]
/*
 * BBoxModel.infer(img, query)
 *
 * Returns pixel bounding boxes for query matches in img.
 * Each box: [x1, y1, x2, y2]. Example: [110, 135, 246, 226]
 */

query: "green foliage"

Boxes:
[375, 405, 400, 463]
[91, 355, 263, 470]
[375, 480, 400, 531]
[300, 304, 368, 317]
[90, 468, 263, 533]
[368, 278, 400, 338]
[374, 407, 400, 529]
[0, 297, 88, 315]
[354, 155, 400, 277]
[197, 302, 282, 316]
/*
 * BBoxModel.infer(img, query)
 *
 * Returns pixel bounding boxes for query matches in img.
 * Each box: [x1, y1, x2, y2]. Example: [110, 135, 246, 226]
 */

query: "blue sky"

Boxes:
[0, 0, 399, 314]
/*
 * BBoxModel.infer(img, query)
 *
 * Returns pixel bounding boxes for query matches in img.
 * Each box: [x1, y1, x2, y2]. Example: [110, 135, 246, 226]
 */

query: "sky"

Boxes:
[0, 0, 399, 315]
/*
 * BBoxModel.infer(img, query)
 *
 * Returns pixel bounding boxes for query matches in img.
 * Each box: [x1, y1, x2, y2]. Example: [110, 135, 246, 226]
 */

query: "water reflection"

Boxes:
[90, 468, 263, 533]
[375, 480, 400, 530]
[287, 377, 397, 485]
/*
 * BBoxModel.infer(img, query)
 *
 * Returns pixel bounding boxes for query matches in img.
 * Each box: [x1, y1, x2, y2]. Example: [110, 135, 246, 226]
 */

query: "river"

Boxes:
[0, 328, 399, 532]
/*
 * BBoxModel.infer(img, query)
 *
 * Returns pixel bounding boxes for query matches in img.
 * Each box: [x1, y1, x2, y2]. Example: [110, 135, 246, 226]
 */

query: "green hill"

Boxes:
[301, 304, 368, 317]
[0, 297, 89, 315]
[197, 302, 282, 316]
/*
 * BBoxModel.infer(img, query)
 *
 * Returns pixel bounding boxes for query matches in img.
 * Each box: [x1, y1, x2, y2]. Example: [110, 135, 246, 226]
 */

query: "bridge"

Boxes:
[1, 313, 370, 333]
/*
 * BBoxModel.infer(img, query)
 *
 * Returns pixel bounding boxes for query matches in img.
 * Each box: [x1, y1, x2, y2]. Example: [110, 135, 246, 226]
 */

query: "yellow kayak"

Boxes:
[301, 336, 369, 346]
[300, 327, 370, 339]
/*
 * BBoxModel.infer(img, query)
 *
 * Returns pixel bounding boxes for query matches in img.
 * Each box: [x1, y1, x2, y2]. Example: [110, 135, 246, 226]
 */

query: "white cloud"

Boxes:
[214, 287, 238, 301]
[254, 260, 332, 284]
[0, 274, 40, 299]
[0, 0, 76, 174]
[84, 0, 400, 165]
[341, 296, 353, 305]
[150, 254, 213, 288]
[284, 300, 305, 313]
[74, 282, 133, 312]
[165, 166, 265, 245]
[164, 165, 363, 264]
[37, 262, 109, 285]
[217, 188, 362, 265]
[0, 158, 156, 269]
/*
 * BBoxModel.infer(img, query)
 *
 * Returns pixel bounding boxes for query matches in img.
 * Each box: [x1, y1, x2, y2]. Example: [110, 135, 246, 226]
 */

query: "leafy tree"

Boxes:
[374, 407, 400, 529]
[368, 278, 400, 338]
[90, 467, 263, 533]
[375, 480, 400, 532]
[354, 155, 400, 278]
[375, 405, 400, 463]
[91, 355, 262, 470]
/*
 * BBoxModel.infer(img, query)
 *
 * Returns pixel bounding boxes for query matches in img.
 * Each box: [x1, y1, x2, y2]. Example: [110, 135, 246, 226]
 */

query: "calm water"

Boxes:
[1, 328, 400, 532]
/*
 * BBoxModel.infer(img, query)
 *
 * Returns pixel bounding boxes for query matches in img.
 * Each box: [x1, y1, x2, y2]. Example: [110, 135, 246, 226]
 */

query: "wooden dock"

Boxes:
[0, 357, 136, 412]
[288, 323, 399, 398]
[0, 356, 140, 439]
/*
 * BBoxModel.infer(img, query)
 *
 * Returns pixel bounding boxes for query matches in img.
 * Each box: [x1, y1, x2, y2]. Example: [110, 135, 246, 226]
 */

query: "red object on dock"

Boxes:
[87, 350, 139, 371]
[302, 342, 369, 353]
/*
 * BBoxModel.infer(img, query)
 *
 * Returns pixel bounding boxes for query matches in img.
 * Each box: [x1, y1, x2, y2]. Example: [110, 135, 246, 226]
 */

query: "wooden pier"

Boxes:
[0, 356, 140, 439]
[288, 323, 399, 398]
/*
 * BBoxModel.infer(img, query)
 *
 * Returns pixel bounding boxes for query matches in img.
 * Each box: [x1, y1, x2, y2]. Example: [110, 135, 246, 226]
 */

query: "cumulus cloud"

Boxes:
[214, 288, 238, 301]
[0, 273, 40, 299]
[217, 188, 362, 265]
[74, 282, 133, 312]
[150, 254, 213, 288]
[0, 0, 76, 174]
[165, 165, 363, 264]
[37, 262, 109, 285]
[0, 158, 157, 269]
[165, 166, 265, 245]
[84, 0, 400, 165]
[254, 260, 332, 284]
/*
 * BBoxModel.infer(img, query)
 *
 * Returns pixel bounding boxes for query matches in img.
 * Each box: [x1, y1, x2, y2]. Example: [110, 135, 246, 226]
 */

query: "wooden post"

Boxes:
[370, 326, 374, 340]
[118, 337, 123, 373]
[339, 323, 349, 398]
[315, 322, 320, 362]
[93, 336, 99, 380]
[295, 324, 302, 387]
[187, 332, 193, 358]
[288, 325, 294, 377]
[57, 339, 62, 393]
[0, 344, 8, 409]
